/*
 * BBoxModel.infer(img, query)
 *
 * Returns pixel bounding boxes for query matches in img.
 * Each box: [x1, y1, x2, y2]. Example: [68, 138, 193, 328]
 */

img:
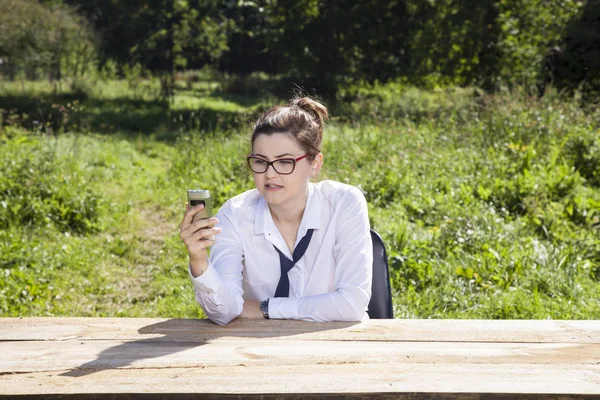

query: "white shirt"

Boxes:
[189, 180, 373, 325]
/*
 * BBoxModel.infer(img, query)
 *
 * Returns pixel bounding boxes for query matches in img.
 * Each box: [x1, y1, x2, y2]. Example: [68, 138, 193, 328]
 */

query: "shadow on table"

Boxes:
[60, 318, 359, 377]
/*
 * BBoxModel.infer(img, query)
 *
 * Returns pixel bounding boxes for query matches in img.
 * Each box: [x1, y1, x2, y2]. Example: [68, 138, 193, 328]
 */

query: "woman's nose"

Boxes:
[265, 164, 278, 178]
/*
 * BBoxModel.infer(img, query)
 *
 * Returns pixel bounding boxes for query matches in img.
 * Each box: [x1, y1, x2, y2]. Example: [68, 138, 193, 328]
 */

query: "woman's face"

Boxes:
[251, 133, 321, 208]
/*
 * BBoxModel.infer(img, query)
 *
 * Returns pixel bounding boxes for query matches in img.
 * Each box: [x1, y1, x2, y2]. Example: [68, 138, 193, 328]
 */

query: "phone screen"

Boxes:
[189, 199, 205, 207]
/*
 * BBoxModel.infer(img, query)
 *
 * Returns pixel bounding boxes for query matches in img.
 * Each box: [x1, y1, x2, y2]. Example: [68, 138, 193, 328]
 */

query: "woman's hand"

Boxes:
[179, 203, 222, 277]
[238, 300, 264, 319]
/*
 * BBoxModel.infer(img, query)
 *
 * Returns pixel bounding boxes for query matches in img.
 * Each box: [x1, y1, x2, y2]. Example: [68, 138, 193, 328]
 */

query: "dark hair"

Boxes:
[251, 96, 329, 160]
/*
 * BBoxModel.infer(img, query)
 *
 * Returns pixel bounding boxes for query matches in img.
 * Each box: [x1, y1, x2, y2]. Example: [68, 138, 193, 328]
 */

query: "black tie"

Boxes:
[272, 229, 314, 298]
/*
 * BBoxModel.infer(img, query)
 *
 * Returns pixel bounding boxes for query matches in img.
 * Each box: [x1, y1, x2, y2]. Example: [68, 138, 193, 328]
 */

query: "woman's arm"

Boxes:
[188, 203, 245, 325]
[268, 187, 373, 321]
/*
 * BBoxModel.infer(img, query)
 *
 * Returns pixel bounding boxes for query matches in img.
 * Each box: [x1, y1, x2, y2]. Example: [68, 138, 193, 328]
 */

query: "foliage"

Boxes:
[494, 0, 584, 90]
[0, 0, 96, 80]
[334, 81, 478, 124]
[405, 0, 584, 91]
[66, 0, 231, 75]
[257, 0, 411, 94]
[252, 0, 591, 95]
[0, 129, 103, 234]
[551, 0, 600, 97]
[1, 1, 594, 98]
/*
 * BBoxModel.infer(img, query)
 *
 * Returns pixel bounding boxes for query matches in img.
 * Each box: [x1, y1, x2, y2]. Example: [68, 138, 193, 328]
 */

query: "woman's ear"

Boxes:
[311, 153, 323, 176]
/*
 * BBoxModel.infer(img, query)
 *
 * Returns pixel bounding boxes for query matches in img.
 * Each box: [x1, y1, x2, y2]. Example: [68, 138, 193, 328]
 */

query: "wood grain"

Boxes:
[1, 318, 599, 343]
[2, 339, 599, 372]
[2, 364, 599, 396]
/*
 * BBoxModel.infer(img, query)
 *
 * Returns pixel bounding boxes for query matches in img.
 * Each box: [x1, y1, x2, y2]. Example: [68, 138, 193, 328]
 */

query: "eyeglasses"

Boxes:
[247, 154, 309, 175]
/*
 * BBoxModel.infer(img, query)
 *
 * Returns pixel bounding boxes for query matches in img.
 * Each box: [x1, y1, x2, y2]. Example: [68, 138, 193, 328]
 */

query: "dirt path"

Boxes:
[113, 205, 175, 313]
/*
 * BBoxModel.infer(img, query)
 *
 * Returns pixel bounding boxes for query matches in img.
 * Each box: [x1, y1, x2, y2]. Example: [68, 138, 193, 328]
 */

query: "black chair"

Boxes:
[367, 229, 394, 319]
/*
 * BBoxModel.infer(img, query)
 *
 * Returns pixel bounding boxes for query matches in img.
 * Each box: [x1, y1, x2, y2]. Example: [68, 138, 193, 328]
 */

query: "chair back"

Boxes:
[367, 230, 393, 319]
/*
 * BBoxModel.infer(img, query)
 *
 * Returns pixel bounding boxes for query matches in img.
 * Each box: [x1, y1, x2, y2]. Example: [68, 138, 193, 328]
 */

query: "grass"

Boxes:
[1, 78, 599, 319]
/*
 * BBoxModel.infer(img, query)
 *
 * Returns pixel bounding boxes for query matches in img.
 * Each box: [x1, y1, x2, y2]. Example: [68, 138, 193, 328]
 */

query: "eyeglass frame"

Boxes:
[246, 153, 310, 175]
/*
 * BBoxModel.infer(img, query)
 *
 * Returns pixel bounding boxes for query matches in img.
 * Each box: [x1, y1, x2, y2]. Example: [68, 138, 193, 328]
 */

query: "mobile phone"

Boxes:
[187, 189, 213, 223]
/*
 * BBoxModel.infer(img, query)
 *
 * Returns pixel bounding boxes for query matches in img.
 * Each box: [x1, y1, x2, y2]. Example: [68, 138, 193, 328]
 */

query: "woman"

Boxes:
[179, 97, 372, 325]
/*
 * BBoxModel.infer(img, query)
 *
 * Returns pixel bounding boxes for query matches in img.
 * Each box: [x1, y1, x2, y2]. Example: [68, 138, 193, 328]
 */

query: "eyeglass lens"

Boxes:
[249, 158, 295, 174]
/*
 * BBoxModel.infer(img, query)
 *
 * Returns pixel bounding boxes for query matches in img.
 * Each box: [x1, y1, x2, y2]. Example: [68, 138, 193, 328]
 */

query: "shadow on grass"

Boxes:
[0, 93, 255, 142]
[59, 318, 358, 378]
[182, 87, 271, 109]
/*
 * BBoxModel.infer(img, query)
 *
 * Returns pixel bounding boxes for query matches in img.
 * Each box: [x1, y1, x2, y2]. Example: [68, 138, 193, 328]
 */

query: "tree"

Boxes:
[0, 0, 96, 86]
[66, 0, 230, 79]
[218, 0, 273, 75]
[552, 0, 600, 97]
[261, 0, 411, 94]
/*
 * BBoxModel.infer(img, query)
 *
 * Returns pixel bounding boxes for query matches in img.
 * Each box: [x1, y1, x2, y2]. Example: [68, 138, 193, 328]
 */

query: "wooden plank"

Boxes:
[1, 318, 599, 344]
[1, 363, 599, 396]
[1, 339, 599, 373]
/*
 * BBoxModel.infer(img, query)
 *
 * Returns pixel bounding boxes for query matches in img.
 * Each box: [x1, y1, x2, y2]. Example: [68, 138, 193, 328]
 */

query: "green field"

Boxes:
[1, 79, 599, 319]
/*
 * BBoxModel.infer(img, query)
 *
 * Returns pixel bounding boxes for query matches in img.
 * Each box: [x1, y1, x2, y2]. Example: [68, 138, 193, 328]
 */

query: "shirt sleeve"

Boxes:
[188, 202, 244, 325]
[268, 186, 373, 322]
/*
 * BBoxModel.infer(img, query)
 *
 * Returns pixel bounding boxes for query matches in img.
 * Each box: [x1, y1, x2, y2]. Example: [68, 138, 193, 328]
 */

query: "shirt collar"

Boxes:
[299, 182, 321, 233]
[254, 195, 269, 236]
[254, 183, 322, 237]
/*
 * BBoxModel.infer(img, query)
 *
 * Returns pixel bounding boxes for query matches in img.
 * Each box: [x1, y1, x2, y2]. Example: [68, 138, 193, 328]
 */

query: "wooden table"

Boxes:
[1, 318, 599, 399]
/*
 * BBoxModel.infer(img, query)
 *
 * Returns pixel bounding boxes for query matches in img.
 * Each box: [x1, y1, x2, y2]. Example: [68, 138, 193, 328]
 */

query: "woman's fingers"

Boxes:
[179, 202, 205, 231]
[180, 217, 219, 239]
[182, 226, 221, 246]
[187, 238, 215, 253]
[179, 204, 221, 263]
[187, 233, 218, 254]
[193, 216, 219, 231]
[189, 227, 222, 243]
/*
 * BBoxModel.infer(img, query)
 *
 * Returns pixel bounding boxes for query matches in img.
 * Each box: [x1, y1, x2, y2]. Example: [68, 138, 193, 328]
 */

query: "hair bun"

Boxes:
[251, 95, 328, 158]
[289, 96, 329, 133]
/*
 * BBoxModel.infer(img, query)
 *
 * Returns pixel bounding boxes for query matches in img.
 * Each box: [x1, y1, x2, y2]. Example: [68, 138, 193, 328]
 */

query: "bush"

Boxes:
[551, 0, 600, 98]
[0, 129, 103, 234]
[70, 79, 95, 101]
[99, 59, 119, 82]
[335, 81, 479, 124]
[566, 136, 600, 188]
[169, 132, 254, 210]
[0, 0, 96, 80]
